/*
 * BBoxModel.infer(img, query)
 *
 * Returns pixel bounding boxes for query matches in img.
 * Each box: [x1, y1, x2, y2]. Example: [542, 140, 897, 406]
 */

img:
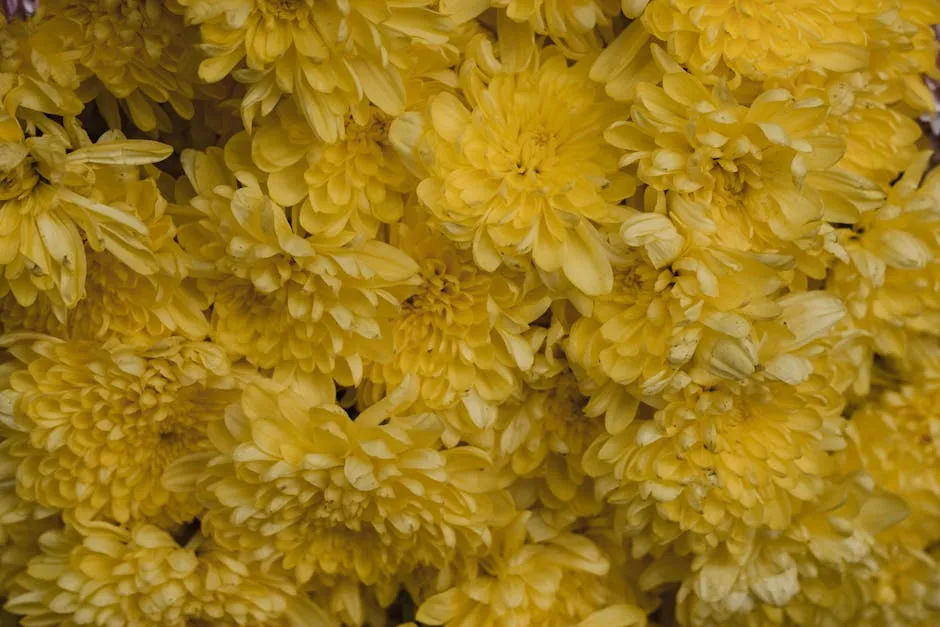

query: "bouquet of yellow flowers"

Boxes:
[0, 2, 939, 626]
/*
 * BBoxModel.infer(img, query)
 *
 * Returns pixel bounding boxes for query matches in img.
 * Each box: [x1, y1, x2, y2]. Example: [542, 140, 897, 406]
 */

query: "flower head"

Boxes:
[606, 72, 884, 275]
[0, 335, 239, 524]
[367, 220, 549, 412]
[0, 117, 171, 310]
[848, 376, 940, 549]
[6, 518, 201, 626]
[827, 153, 940, 359]
[640, 0, 871, 81]
[176, 146, 418, 393]
[440, 0, 622, 63]
[416, 512, 646, 627]
[177, 0, 453, 142]
[585, 377, 847, 550]
[167, 378, 513, 585]
[35, 0, 200, 132]
[396, 47, 633, 295]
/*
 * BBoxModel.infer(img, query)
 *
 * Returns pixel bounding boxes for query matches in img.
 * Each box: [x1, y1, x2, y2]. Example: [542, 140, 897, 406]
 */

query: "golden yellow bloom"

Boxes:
[606, 72, 885, 276]
[439, 0, 621, 64]
[585, 376, 846, 550]
[367, 220, 549, 412]
[0, 176, 208, 343]
[857, 544, 940, 627]
[176, 146, 418, 393]
[4, 517, 331, 626]
[36, 0, 199, 132]
[827, 152, 940, 359]
[416, 512, 647, 627]
[848, 377, 940, 549]
[496, 367, 603, 518]
[6, 518, 201, 626]
[0, 15, 82, 119]
[640, 0, 872, 81]
[190, 540, 334, 626]
[0, 335, 240, 525]
[674, 474, 909, 627]
[231, 104, 413, 239]
[0, 116, 171, 310]
[863, 0, 940, 112]
[395, 47, 633, 295]
[166, 378, 513, 585]
[177, 0, 452, 142]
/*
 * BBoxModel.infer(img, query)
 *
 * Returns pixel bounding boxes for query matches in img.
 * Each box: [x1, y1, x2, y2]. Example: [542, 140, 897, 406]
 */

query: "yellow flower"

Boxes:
[176, 146, 418, 393]
[239, 33, 465, 239]
[165, 378, 513, 585]
[496, 367, 603, 518]
[640, 0, 872, 81]
[439, 0, 622, 64]
[190, 540, 334, 626]
[857, 544, 940, 627]
[0, 116, 171, 310]
[366, 220, 549, 412]
[0, 15, 83, 119]
[606, 72, 885, 276]
[827, 153, 940, 359]
[231, 104, 413, 239]
[416, 512, 647, 627]
[177, 0, 453, 142]
[395, 47, 634, 295]
[862, 0, 940, 112]
[4, 517, 332, 626]
[0, 176, 208, 343]
[35, 0, 200, 132]
[6, 518, 201, 626]
[585, 377, 847, 550]
[673, 474, 909, 626]
[848, 377, 940, 549]
[0, 335, 240, 525]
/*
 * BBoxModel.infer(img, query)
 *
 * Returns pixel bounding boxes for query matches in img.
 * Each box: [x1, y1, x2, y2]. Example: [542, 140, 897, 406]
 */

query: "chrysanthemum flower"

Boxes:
[394, 47, 633, 295]
[176, 146, 418, 393]
[416, 512, 647, 627]
[176, 0, 453, 142]
[166, 377, 513, 585]
[847, 376, 940, 549]
[0, 117, 171, 310]
[0, 14, 82, 119]
[862, 0, 940, 113]
[35, 0, 199, 133]
[0, 335, 240, 524]
[229, 104, 413, 239]
[439, 0, 622, 64]
[585, 375, 847, 551]
[0, 176, 208, 343]
[366, 220, 549, 412]
[496, 367, 603, 518]
[673, 473, 909, 626]
[857, 544, 940, 627]
[190, 540, 334, 626]
[606, 71, 885, 276]
[4, 517, 332, 626]
[241, 33, 464, 239]
[6, 518, 201, 626]
[638, 0, 872, 82]
[827, 152, 940, 360]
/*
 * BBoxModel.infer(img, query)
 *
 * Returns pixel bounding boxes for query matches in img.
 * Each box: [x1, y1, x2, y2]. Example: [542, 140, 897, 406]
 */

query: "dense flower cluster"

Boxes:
[0, 1, 939, 625]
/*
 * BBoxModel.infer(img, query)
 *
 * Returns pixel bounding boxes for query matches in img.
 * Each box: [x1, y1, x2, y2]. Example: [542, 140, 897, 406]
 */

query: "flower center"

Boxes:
[258, 0, 307, 20]
[515, 125, 558, 176]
